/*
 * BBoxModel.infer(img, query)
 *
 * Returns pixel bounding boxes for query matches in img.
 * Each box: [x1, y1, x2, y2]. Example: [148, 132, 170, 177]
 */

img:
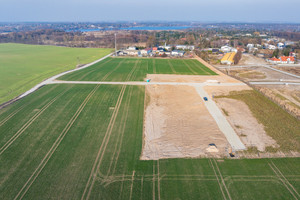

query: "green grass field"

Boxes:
[59, 57, 217, 81]
[0, 43, 112, 105]
[0, 83, 299, 200]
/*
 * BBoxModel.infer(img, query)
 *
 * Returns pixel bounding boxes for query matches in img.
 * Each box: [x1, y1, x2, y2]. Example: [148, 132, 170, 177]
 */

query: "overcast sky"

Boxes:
[1, 0, 300, 23]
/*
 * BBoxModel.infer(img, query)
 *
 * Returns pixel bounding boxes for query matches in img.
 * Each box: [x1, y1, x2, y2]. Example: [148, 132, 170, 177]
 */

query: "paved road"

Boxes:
[50, 80, 247, 87]
[250, 82, 300, 85]
[18, 53, 113, 99]
[218, 64, 300, 79]
[195, 87, 246, 151]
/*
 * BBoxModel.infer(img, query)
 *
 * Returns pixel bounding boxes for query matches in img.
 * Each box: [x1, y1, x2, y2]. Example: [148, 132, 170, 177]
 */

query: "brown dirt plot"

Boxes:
[141, 85, 228, 160]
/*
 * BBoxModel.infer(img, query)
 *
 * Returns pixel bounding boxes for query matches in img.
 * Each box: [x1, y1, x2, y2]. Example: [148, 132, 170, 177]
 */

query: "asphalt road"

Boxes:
[195, 86, 246, 151]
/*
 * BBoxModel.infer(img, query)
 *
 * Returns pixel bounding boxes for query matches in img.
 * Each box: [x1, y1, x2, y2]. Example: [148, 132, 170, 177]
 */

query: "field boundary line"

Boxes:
[167, 60, 177, 74]
[0, 88, 69, 156]
[269, 161, 300, 199]
[209, 158, 227, 200]
[129, 170, 135, 200]
[14, 85, 99, 200]
[81, 85, 127, 200]
[182, 60, 197, 75]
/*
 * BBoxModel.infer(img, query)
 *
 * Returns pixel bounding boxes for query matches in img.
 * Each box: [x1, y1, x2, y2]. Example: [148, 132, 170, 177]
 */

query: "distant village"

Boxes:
[116, 44, 194, 58]
[200, 34, 299, 65]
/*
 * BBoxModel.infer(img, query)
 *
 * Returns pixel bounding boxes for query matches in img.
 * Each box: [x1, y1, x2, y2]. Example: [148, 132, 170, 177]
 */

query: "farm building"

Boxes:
[221, 52, 236, 65]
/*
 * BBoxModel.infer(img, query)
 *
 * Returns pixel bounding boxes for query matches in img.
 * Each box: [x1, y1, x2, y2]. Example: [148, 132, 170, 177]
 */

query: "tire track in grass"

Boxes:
[213, 159, 232, 200]
[270, 161, 300, 198]
[100, 59, 126, 81]
[0, 88, 70, 156]
[153, 59, 156, 74]
[129, 170, 135, 200]
[119, 173, 125, 200]
[107, 85, 133, 176]
[0, 104, 27, 127]
[71, 58, 113, 81]
[157, 160, 161, 200]
[190, 60, 209, 75]
[81, 85, 127, 200]
[0, 84, 59, 127]
[108, 61, 140, 176]
[268, 162, 299, 199]
[182, 60, 197, 75]
[153, 161, 156, 200]
[167, 60, 177, 74]
[140, 176, 144, 200]
[14, 85, 100, 200]
[209, 158, 227, 200]
[82, 64, 137, 200]
[191, 59, 213, 75]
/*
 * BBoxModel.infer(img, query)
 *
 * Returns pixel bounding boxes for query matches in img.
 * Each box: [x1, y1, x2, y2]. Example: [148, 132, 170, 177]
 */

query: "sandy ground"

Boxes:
[274, 66, 300, 76]
[141, 85, 228, 160]
[204, 85, 251, 97]
[215, 98, 278, 151]
[146, 74, 240, 83]
[239, 54, 268, 65]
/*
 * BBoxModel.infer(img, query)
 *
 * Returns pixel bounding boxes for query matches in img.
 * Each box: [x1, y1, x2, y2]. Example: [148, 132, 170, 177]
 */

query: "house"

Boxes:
[221, 52, 236, 65]
[140, 48, 152, 56]
[267, 56, 295, 64]
[247, 44, 254, 49]
[127, 46, 137, 50]
[280, 56, 295, 64]
[277, 43, 284, 50]
[124, 50, 139, 56]
[267, 57, 281, 64]
[220, 45, 235, 53]
[175, 45, 195, 51]
[171, 50, 185, 57]
[268, 45, 276, 50]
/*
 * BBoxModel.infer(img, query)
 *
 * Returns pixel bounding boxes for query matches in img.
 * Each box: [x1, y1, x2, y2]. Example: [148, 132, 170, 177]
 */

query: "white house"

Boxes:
[171, 50, 185, 56]
[247, 44, 254, 49]
[176, 45, 195, 51]
[268, 45, 276, 50]
[127, 46, 137, 51]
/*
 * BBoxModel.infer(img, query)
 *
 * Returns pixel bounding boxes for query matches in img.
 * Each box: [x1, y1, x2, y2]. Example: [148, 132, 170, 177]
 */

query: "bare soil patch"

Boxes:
[229, 69, 266, 79]
[239, 54, 268, 65]
[204, 85, 251, 97]
[146, 74, 240, 83]
[215, 98, 278, 151]
[274, 66, 300, 76]
[141, 85, 228, 160]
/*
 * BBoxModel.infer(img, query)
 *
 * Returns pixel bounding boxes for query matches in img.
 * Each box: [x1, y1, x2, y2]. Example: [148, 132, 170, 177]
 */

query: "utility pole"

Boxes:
[115, 33, 117, 56]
